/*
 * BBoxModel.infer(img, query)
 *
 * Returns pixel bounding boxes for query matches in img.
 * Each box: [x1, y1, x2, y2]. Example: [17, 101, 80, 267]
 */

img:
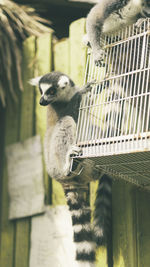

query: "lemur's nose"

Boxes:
[39, 97, 48, 106]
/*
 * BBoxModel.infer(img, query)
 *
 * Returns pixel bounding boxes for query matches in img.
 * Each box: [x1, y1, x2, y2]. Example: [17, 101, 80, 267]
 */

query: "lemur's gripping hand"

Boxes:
[94, 50, 106, 67]
[80, 80, 96, 94]
[82, 34, 105, 67]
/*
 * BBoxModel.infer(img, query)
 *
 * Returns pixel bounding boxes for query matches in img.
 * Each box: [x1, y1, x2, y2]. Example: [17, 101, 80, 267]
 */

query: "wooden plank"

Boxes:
[35, 33, 52, 204]
[15, 36, 36, 267]
[54, 38, 70, 75]
[90, 179, 110, 267]
[0, 91, 21, 267]
[112, 181, 136, 267]
[53, 38, 70, 205]
[69, 18, 87, 85]
[19, 36, 36, 140]
[135, 189, 150, 267]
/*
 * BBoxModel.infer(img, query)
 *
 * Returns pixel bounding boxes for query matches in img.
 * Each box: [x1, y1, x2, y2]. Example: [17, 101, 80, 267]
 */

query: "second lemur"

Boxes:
[30, 71, 112, 266]
[86, 0, 150, 66]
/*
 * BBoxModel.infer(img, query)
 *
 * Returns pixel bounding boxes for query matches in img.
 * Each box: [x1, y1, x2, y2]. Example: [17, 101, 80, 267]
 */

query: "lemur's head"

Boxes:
[29, 71, 75, 106]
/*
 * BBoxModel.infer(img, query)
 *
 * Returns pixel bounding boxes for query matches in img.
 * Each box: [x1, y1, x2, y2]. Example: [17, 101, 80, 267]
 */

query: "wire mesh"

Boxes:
[73, 18, 150, 189]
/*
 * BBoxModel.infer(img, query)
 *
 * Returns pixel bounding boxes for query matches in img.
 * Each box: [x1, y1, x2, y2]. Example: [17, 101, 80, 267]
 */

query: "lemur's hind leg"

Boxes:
[86, 0, 127, 66]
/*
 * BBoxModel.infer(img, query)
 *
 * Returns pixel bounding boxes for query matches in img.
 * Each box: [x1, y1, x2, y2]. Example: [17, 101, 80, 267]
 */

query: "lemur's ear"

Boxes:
[29, 76, 42, 86]
[58, 75, 69, 88]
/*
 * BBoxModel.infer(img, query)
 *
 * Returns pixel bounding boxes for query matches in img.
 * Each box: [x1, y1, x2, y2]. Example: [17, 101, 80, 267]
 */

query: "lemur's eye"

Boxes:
[46, 88, 55, 95]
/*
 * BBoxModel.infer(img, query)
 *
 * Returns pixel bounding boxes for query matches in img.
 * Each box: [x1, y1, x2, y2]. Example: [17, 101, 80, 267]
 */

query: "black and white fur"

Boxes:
[86, 0, 150, 65]
[30, 71, 112, 266]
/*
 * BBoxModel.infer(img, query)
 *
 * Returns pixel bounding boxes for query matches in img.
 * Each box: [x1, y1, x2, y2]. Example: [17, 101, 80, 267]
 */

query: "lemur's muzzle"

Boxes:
[39, 97, 49, 106]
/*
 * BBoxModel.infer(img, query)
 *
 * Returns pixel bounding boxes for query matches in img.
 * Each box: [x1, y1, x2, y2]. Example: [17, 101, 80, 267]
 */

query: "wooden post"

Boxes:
[54, 38, 70, 75]
[69, 18, 87, 85]
[0, 69, 21, 267]
[35, 33, 53, 204]
[53, 38, 70, 205]
[134, 189, 150, 267]
[14, 36, 36, 267]
[112, 182, 136, 267]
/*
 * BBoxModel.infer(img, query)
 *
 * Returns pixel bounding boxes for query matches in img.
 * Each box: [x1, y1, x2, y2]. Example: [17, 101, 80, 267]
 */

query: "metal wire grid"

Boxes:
[77, 18, 150, 156]
[72, 18, 150, 188]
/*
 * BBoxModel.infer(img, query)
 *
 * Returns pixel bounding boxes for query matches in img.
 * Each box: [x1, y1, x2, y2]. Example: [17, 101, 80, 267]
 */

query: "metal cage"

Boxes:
[73, 18, 150, 189]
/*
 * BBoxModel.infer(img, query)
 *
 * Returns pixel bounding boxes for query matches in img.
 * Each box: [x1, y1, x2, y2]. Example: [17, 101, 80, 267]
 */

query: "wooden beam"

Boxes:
[0, 73, 21, 267]
[69, 18, 87, 85]
[53, 38, 70, 205]
[35, 33, 52, 204]
[112, 181, 136, 267]
[15, 36, 36, 267]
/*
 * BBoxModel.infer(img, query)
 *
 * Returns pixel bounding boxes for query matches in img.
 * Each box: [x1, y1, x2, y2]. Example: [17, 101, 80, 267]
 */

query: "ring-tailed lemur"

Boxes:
[30, 71, 112, 266]
[86, 0, 150, 66]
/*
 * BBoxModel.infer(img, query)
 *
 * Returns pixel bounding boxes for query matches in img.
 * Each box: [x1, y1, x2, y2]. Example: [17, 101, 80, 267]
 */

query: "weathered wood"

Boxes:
[54, 38, 70, 75]
[90, 179, 109, 267]
[0, 87, 21, 267]
[53, 38, 70, 205]
[69, 18, 87, 85]
[15, 36, 36, 267]
[112, 181, 136, 267]
[35, 33, 52, 204]
[135, 190, 150, 267]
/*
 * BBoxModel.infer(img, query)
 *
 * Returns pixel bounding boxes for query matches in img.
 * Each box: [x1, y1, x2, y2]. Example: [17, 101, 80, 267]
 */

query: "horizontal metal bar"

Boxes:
[77, 132, 150, 147]
[79, 91, 150, 110]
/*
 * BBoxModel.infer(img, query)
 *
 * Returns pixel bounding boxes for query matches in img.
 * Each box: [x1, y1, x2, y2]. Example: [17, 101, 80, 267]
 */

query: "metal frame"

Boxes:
[73, 18, 150, 189]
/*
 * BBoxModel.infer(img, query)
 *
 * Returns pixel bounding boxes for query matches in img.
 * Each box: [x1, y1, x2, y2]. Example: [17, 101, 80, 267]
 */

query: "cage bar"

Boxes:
[73, 18, 150, 189]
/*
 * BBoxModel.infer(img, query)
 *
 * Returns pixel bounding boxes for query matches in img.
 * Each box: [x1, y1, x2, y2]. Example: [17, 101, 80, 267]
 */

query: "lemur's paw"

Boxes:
[80, 80, 96, 94]
[86, 80, 96, 89]
[82, 34, 91, 48]
[69, 145, 82, 157]
[94, 50, 106, 67]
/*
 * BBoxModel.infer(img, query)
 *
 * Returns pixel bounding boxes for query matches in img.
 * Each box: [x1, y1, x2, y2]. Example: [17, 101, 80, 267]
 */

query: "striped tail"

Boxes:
[93, 174, 112, 247]
[65, 188, 96, 267]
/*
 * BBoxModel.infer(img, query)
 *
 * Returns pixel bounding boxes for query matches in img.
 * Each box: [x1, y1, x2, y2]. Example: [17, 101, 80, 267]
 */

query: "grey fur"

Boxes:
[30, 71, 101, 183]
[30, 71, 111, 265]
[86, 0, 150, 65]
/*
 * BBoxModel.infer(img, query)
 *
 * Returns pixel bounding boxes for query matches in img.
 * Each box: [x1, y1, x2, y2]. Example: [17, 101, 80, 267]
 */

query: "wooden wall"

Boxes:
[0, 18, 150, 267]
[0, 34, 52, 267]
